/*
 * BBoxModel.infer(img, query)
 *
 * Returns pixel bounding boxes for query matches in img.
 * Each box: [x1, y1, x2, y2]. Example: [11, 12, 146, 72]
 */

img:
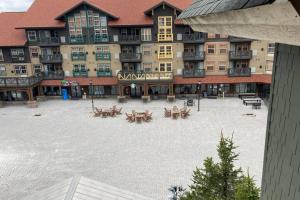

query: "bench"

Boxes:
[243, 99, 262, 106]
[252, 103, 262, 109]
[238, 93, 256, 99]
[207, 96, 218, 99]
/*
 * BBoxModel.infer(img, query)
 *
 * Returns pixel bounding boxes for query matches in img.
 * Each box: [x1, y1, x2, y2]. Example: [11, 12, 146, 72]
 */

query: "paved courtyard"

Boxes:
[0, 98, 268, 200]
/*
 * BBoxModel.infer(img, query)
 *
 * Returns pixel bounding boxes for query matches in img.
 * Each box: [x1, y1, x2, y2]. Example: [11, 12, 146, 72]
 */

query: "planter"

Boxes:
[167, 95, 176, 102]
[142, 96, 151, 103]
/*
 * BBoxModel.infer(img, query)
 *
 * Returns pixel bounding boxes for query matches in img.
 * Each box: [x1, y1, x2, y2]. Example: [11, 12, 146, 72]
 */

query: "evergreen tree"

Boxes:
[235, 172, 260, 200]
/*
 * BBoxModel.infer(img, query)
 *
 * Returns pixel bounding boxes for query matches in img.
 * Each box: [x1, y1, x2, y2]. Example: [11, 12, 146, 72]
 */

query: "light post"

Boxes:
[197, 81, 202, 112]
[89, 80, 94, 112]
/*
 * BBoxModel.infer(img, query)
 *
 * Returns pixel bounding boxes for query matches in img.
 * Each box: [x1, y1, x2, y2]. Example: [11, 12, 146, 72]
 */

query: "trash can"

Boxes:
[62, 89, 68, 100]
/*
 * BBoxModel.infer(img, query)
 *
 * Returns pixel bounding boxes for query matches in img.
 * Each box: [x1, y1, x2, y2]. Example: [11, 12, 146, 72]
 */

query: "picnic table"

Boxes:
[238, 93, 256, 99]
[243, 98, 262, 106]
[252, 102, 262, 109]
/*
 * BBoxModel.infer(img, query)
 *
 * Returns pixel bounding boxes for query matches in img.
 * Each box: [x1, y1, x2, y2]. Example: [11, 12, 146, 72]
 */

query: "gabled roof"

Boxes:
[18, 0, 193, 28]
[0, 12, 27, 47]
[22, 176, 154, 200]
[144, 1, 183, 15]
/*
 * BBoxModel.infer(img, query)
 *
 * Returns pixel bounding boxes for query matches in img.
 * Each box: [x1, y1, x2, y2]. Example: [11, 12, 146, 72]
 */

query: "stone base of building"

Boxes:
[36, 96, 47, 102]
[141, 96, 151, 103]
[167, 95, 176, 102]
[117, 96, 127, 103]
[27, 101, 38, 108]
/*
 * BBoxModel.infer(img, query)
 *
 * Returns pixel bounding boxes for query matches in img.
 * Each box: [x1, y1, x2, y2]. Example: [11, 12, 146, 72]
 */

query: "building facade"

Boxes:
[0, 0, 272, 102]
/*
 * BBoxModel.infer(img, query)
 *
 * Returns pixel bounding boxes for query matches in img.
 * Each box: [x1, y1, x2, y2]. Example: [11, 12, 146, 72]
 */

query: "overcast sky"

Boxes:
[0, 0, 33, 12]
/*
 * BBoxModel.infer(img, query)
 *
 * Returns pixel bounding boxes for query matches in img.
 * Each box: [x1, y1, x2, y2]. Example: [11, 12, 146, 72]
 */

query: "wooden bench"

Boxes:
[238, 93, 256, 99]
[243, 99, 262, 106]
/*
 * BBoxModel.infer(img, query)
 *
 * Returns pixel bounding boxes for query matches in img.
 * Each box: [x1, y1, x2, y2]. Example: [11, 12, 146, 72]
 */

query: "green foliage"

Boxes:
[180, 134, 260, 200]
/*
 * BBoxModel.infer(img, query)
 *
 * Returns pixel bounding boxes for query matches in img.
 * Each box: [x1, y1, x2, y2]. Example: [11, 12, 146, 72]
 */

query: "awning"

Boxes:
[41, 77, 118, 86]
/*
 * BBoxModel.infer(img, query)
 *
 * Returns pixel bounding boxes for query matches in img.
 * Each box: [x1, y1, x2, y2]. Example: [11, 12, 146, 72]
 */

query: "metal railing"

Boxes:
[0, 74, 43, 87]
[11, 56, 26, 62]
[182, 33, 206, 43]
[39, 54, 63, 63]
[73, 70, 88, 77]
[119, 53, 142, 62]
[69, 35, 86, 44]
[95, 52, 111, 60]
[39, 37, 60, 45]
[183, 69, 205, 78]
[117, 71, 173, 82]
[43, 70, 64, 80]
[119, 35, 141, 43]
[71, 52, 86, 61]
[97, 69, 112, 77]
[228, 67, 251, 77]
[183, 51, 205, 61]
[229, 51, 253, 60]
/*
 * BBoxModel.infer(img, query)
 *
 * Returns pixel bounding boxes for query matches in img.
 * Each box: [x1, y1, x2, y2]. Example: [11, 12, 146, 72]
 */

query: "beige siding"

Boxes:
[205, 41, 229, 75]
[250, 40, 274, 74]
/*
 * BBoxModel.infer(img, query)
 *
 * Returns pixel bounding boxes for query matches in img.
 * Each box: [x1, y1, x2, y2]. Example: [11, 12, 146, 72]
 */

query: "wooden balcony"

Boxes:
[117, 71, 173, 83]
[182, 69, 205, 78]
[182, 33, 206, 43]
[0, 74, 43, 88]
[183, 51, 205, 61]
[119, 53, 142, 62]
[228, 68, 251, 77]
[39, 54, 63, 63]
[229, 51, 253, 60]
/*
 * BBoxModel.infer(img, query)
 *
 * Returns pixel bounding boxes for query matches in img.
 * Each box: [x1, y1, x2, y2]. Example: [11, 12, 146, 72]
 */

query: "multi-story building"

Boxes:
[0, 0, 273, 102]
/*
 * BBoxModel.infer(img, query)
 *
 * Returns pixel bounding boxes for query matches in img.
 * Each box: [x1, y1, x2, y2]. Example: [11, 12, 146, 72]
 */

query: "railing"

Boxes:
[73, 70, 88, 77]
[69, 35, 86, 44]
[229, 36, 252, 42]
[0, 74, 43, 87]
[117, 71, 173, 82]
[95, 52, 111, 60]
[182, 33, 206, 43]
[39, 54, 63, 63]
[158, 33, 173, 42]
[229, 51, 253, 60]
[11, 56, 25, 62]
[119, 35, 141, 43]
[43, 70, 64, 80]
[97, 69, 112, 77]
[39, 37, 60, 45]
[183, 51, 205, 61]
[228, 68, 251, 77]
[92, 34, 109, 43]
[183, 69, 205, 78]
[71, 52, 86, 61]
[119, 53, 142, 62]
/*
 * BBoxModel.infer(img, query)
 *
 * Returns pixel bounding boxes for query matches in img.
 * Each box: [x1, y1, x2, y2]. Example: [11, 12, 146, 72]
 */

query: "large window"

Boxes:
[141, 28, 152, 41]
[268, 43, 275, 54]
[14, 65, 27, 75]
[142, 46, 151, 56]
[73, 64, 86, 71]
[219, 44, 228, 54]
[158, 45, 173, 59]
[96, 45, 109, 53]
[206, 61, 215, 71]
[0, 49, 3, 61]
[30, 48, 39, 58]
[143, 63, 152, 72]
[0, 65, 6, 75]
[207, 44, 215, 54]
[158, 16, 173, 41]
[218, 61, 227, 71]
[34, 65, 42, 74]
[159, 62, 172, 72]
[28, 31, 37, 41]
[11, 49, 24, 57]
[97, 63, 111, 71]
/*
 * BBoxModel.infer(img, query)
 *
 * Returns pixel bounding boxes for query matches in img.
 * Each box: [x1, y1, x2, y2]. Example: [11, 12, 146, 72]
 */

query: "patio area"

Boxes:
[0, 98, 268, 200]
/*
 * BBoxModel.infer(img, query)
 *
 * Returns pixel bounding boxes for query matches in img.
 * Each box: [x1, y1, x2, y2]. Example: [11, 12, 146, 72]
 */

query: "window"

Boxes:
[71, 47, 85, 53]
[97, 63, 110, 71]
[159, 62, 172, 72]
[207, 44, 215, 54]
[268, 43, 275, 54]
[0, 49, 3, 61]
[73, 64, 86, 71]
[11, 49, 25, 61]
[158, 16, 173, 41]
[96, 45, 109, 53]
[219, 44, 227, 54]
[206, 61, 215, 71]
[14, 65, 27, 75]
[141, 28, 152, 41]
[158, 45, 173, 59]
[235, 60, 249, 68]
[142, 46, 151, 56]
[0, 65, 5, 75]
[33, 65, 42, 74]
[143, 63, 152, 72]
[28, 31, 37, 41]
[30, 48, 39, 58]
[218, 62, 227, 71]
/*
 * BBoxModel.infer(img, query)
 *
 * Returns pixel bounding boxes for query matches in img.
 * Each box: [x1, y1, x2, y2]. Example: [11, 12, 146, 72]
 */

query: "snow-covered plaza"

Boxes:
[0, 98, 268, 200]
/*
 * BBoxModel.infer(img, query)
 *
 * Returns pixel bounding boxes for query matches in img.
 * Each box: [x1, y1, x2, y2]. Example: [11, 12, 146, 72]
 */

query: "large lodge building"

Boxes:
[0, 0, 273, 102]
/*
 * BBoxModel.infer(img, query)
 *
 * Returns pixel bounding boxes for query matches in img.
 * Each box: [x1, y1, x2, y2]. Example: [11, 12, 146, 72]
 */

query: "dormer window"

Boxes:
[28, 31, 37, 41]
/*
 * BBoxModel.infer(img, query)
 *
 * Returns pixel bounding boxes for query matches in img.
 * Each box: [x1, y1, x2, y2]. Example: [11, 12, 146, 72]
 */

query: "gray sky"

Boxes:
[0, 0, 33, 12]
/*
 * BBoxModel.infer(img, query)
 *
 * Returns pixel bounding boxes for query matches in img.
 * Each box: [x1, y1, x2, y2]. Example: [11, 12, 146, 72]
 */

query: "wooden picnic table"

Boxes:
[238, 93, 256, 99]
[135, 114, 144, 123]
[171, 109, 180, 119]
[243, 98, 262, 106]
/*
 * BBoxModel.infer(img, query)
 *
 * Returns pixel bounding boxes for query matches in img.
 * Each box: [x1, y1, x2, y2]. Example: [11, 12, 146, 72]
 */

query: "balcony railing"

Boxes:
[95, 52, 111, 61]
[71, 52, 86, 61]
[97, 69, 112, 77]
[182, 33, 206, 43]
[119, 35, 141, 43]
[0, 74, 43, 87]
[229, 51, 253, 60]
[228, 68, 251, 77]
[11, 56, 25, 63]
[118, 71, 173, 82]
[229, 36, 252, 42]
[183, 69, 205, 78]
[183, 51, 205, 61]
[69, 35, 86, 44]
[73, 70, 88, 77]
[38, 37, 60, 46]
[120, 53, 142, 62]
[43, 70, 64, 80]
[158, 33, 173, 42]
[39, 54, 63, 63]
[92, 34, 109, 43]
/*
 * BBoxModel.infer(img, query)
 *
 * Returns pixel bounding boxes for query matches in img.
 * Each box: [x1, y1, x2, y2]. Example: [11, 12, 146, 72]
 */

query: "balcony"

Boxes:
[69, 35, 86, 44]
[183, 69, 205, 78]
[229, 51, 253, 60]
[39, 54, 63, 63]
[117, 71, 173, 83]
[92, 34, 109, 43]
[183, 51, 205, 61]
[43, 70, 64, 80]
[229, 36, 252, 42]
[11, 56, 25, 63]
[120, 53, 142, 62]
[95, 52, 111, 61]
[97, 69, 112, 77]
[228, 67, 251, 77]
[119, 35, 141, 44]
[0, 74, 43, 87]
[73, 70, 88, 77]
[71, 52, 86, 61]
[158, 33, 173, 42]
[182, 33, 206, 43]
[38, 37, 60, 46]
